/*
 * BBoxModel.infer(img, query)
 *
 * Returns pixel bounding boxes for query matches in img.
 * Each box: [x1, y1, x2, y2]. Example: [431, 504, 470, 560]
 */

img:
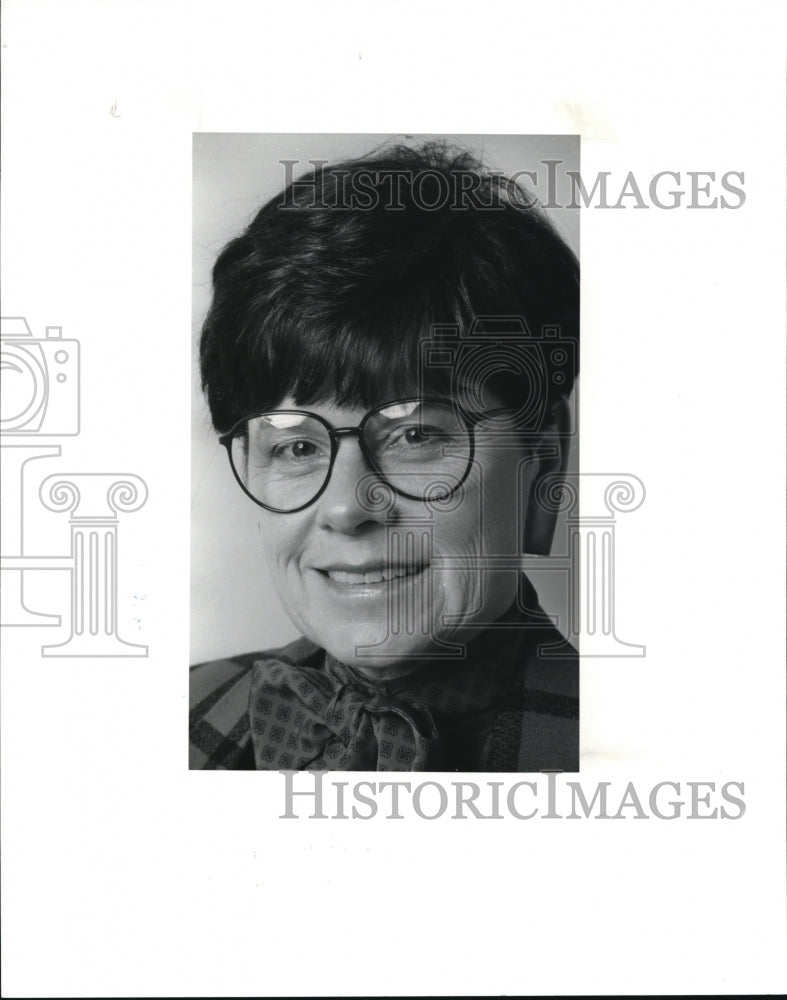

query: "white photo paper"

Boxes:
[2, 1, 785, 996]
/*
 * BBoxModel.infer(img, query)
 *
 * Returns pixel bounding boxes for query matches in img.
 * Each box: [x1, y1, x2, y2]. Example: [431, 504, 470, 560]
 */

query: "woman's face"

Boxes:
[257, 395, 534, 677]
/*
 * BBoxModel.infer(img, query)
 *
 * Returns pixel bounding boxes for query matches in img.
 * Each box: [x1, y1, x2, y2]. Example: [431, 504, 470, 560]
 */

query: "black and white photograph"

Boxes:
[2, 1, 785, 997]
[190, 134, 580, 773]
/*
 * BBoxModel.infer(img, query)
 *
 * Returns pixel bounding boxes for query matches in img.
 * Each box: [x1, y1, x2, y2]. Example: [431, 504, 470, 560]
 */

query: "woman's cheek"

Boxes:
[435, 567, 482, 624]
[432, 529, 485, 623]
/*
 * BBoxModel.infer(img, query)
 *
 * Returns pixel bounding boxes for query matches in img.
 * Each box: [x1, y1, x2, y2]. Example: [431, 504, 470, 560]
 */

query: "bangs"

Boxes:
[235, 286, 464, 420]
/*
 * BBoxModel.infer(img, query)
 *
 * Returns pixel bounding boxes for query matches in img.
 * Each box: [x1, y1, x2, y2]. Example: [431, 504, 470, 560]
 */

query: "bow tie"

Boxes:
[248, 617, 527, 772]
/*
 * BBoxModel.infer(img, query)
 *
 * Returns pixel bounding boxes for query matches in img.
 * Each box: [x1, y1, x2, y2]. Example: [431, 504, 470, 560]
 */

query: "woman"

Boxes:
[190, 140, 579, 772]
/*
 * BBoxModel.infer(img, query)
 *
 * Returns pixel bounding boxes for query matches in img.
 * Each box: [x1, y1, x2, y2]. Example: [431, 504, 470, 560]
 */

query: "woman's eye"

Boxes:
[290, 440, 316, 457]
[271, 439, 322, 460]
[398, 425, 448, 446]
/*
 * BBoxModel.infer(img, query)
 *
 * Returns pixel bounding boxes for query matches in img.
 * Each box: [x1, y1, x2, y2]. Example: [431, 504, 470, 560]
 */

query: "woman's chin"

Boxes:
[318, 625, 455, 676]
[323, 614, 499, 677]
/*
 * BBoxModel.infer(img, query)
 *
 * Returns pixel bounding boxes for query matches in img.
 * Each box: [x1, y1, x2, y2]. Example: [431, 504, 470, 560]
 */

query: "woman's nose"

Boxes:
[315, 436, 390, 535]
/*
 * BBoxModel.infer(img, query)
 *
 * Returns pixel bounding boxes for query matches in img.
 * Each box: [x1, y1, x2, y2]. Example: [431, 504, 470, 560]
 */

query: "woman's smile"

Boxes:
[314, 562, 429, 586]
[308, 563, 431, 609]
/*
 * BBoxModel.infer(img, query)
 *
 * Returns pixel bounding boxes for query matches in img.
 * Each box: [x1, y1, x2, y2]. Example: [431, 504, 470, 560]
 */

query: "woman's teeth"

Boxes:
[326, 566, 424, 585]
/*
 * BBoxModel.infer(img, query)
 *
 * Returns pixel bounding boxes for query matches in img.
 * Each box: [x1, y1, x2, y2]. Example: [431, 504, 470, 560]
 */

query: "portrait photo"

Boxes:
[3, 3, 785, 996]
[190, 133, 581, 772]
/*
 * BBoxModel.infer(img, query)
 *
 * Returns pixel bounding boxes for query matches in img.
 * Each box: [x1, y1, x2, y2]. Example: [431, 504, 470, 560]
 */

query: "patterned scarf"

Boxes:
[248, 603, 532, 771]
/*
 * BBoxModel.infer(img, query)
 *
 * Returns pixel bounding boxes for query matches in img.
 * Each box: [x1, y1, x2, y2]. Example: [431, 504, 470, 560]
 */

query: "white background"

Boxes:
[2, 1, 786, 996]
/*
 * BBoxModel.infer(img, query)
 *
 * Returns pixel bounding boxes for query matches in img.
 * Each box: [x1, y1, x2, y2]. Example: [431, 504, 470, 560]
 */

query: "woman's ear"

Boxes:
[522, 396, 573, 556]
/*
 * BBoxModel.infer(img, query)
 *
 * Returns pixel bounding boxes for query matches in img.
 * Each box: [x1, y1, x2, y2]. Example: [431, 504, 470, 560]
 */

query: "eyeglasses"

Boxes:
[219, 397, 513, 513]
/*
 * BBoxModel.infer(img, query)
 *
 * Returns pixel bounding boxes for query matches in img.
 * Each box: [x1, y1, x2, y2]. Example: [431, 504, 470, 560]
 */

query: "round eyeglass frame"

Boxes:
[218, 396, 512, 514]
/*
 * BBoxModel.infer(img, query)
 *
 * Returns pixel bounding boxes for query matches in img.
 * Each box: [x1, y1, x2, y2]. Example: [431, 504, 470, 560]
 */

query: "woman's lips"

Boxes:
[323, 565, 425, 585]
[313, 563, 428, 589]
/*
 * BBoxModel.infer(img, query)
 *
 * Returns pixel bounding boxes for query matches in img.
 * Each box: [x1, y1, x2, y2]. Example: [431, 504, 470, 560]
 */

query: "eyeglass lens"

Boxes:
[229, 400, 472, 511]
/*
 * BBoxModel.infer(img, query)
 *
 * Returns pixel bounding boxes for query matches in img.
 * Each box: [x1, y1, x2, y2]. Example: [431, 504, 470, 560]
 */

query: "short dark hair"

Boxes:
[199, 141, 579, 434]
